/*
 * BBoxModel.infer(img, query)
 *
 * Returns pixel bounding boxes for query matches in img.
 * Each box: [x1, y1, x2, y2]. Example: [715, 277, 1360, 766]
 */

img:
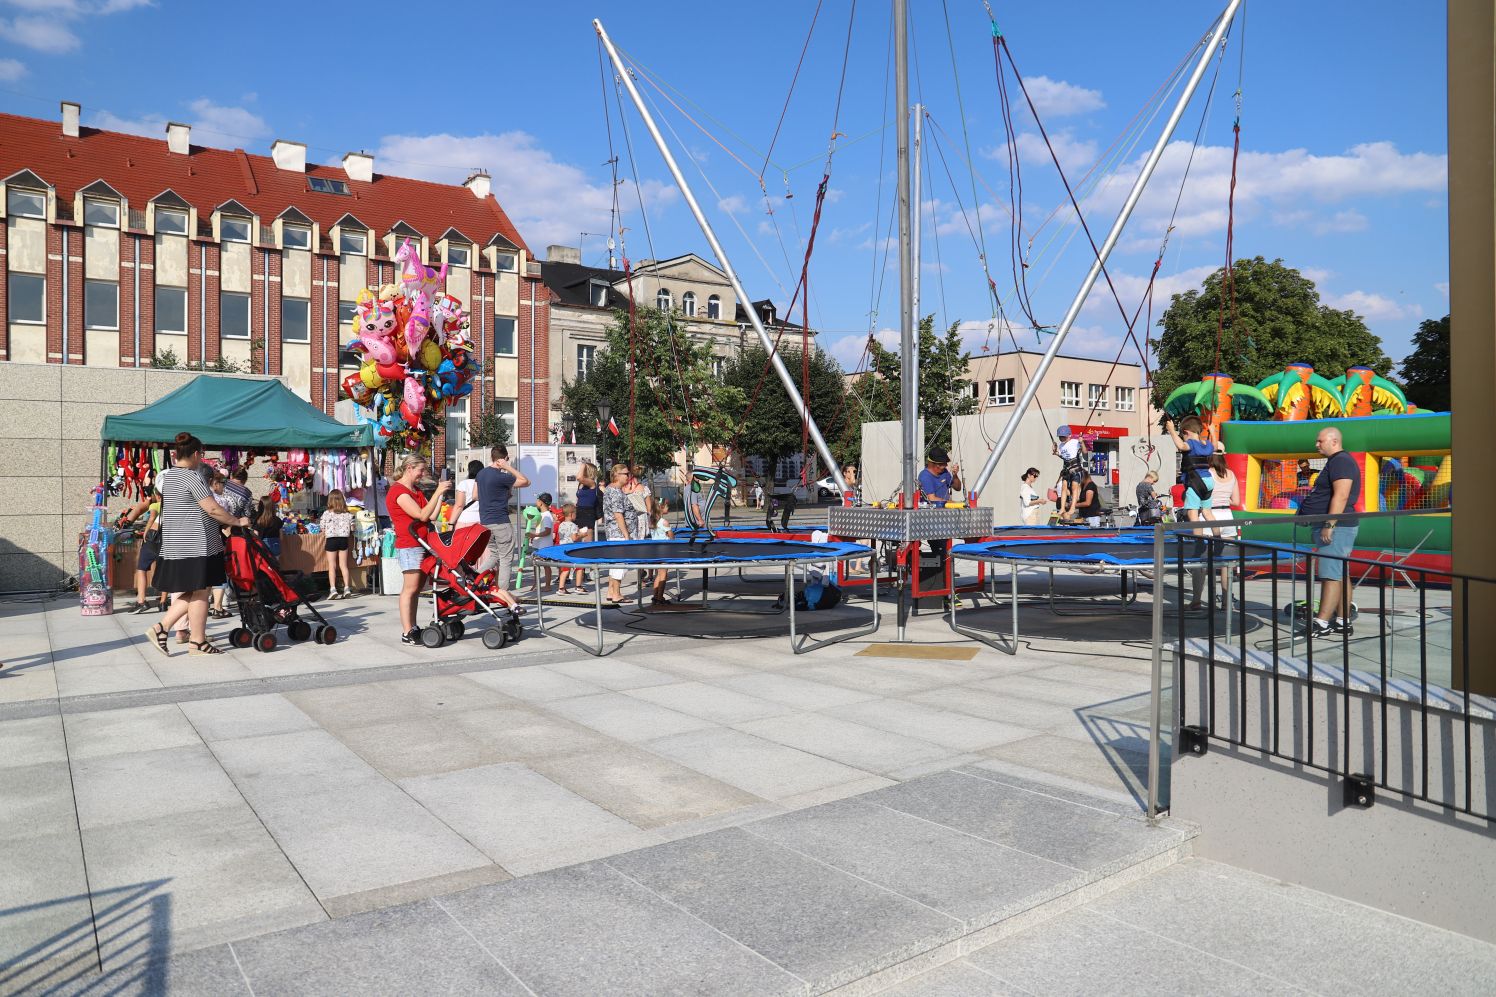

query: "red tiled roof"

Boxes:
[0, 111, 531, 257]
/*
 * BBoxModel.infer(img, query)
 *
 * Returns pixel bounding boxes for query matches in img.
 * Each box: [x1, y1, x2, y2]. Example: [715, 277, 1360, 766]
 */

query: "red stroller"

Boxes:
[225, 528, 337, 652]
[411, 522, 524, 649]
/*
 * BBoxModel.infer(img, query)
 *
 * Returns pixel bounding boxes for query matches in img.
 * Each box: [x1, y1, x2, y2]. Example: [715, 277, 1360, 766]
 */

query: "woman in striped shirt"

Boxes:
[146, 433, 250, 656]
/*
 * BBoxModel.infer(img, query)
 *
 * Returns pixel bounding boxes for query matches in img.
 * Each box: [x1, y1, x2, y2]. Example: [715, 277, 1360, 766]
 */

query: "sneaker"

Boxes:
[341, 589, 354, 599]
[328, 591, 343, 601]
[1329, 617, 1354, 637]
[400, 628, 420, 645]
[1298, 617, 1333, 639]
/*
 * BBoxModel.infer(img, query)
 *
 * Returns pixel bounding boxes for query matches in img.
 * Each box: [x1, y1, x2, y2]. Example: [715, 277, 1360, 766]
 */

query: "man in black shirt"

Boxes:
[1297, 427, 1361, 637]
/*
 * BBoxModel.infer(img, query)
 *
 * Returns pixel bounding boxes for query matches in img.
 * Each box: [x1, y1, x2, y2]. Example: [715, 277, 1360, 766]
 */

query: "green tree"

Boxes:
[724, 343, 847, 478]
[1398, 314, 1449, 411]
[559, 306, 746, 472]
[1150, 256, 1392, 408]
[842, 316, 977, 462]
[468, 411, 512, 450]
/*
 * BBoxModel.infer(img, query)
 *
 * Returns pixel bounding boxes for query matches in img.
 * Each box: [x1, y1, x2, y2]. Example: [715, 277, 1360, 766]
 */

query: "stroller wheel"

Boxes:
[255, 631, 278, 653]
[287, 620, 313, 642]
[228, 627, 253, 649]
[442, 620, 465, 642]
[315, 624, 337, 645]
[482, 627, 507, 650]
[420, 626, 446, 649]
[504, 616, 523, 642]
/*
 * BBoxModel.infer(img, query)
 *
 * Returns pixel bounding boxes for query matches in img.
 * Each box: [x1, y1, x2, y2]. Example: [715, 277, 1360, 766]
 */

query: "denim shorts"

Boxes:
[1314, 526, 1358, 581]
[396, 546, 426, 572]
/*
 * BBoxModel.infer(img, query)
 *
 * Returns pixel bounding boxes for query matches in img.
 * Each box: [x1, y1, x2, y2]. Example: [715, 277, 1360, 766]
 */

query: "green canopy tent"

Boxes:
[101, 375, 374, 449]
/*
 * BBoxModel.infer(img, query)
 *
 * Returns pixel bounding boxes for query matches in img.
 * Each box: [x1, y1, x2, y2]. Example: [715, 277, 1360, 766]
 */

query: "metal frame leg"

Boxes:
[949, 560, 1019, 654]
[789, 560, 882, 654]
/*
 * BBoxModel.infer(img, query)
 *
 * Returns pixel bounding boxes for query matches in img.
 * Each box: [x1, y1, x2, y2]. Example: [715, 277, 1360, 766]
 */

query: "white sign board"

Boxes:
[517, 444, 559, 513]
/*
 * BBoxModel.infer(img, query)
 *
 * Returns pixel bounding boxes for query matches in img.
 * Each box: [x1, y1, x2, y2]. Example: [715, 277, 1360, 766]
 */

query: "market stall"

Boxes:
[99, 375, 381, 595]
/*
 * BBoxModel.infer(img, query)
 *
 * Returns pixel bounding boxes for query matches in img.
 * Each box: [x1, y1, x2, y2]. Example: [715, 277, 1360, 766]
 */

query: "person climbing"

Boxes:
[1053, 427, 1087, 521]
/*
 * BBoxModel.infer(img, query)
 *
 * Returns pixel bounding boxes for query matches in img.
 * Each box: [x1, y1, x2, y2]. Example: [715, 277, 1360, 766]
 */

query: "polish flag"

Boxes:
[607, 417, 620, 436]
[595, 418, 602, 433]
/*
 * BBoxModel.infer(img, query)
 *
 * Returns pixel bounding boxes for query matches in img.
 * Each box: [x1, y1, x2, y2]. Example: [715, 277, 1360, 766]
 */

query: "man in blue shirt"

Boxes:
[474, 445, 530, 589]
[1297, 426, 1361, 638]
[918, 447, 962, 505]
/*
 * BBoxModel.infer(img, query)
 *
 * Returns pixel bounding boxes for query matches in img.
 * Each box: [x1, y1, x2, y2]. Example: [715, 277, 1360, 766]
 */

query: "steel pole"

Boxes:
[969, 0, 1242, 499]
[594, 19, 848, 496]
[894, 1, 916, 506]
[910, 101, 923, 457]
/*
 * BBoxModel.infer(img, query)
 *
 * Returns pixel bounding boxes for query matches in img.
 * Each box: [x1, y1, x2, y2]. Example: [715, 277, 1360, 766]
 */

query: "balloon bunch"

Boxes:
[341, 238, 481, 450]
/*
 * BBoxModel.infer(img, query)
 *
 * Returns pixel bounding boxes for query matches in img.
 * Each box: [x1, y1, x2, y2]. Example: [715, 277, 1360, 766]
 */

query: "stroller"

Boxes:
[410, 522, 524, 650]
[225, 528, 336, 652]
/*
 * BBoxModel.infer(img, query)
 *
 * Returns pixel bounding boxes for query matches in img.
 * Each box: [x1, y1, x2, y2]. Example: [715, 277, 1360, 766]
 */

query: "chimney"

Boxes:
[61, 101, 80, 138]
[271, 139, 306, 173]
[166, 121, 190, 155]
[463, 170, 491, 199]
[547, 245, 581, 264]
[342, 150, 374, 183]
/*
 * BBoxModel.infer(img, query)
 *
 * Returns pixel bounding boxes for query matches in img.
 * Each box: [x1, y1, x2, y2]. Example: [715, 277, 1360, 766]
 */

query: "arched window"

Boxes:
[681, 291, 696, 317]
[707, 294, 721, 319]
[656, 288, 672, 311]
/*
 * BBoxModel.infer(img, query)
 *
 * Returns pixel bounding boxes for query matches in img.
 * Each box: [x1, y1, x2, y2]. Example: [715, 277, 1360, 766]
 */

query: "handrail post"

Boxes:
[1147, 520, 1168, 819]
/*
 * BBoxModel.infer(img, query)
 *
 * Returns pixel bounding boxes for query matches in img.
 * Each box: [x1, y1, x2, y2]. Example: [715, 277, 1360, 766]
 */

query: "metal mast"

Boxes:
[594, 19, 849, 496]
[969, 0, 1244, 499]
[894, 0, 916, 506]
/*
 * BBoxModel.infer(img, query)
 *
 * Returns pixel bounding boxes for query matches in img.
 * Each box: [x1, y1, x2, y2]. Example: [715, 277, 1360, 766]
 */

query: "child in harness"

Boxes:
[1163, 414, 1216, 525]
[1053, 426, 1087, 522]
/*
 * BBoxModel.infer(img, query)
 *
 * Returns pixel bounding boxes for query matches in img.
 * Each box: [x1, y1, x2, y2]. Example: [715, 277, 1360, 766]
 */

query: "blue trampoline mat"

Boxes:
[953, 535, 1245, 566]
[536, 537, 872, 567]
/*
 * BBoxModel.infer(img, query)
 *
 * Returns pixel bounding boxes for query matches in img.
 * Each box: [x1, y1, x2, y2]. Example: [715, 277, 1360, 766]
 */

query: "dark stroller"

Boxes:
[410, 522, 524, 649]
[225, 528, 336, 652]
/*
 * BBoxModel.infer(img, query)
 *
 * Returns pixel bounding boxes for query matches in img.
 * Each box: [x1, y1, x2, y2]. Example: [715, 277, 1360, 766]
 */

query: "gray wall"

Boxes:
[1, 362, 277, 593]
[1169, 646, 1496, 944]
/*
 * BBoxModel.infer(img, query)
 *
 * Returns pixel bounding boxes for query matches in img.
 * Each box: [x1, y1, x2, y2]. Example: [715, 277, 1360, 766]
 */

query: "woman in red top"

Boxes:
[386, 454, 451, 644]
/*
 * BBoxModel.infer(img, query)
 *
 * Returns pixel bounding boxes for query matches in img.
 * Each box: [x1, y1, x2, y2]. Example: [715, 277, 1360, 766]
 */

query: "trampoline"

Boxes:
[947, 534, 1265, 654]
[533, 537, 878, 656]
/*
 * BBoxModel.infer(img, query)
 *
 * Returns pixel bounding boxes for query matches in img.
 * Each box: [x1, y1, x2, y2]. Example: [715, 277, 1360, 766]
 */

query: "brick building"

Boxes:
[0, 102, 553, 460]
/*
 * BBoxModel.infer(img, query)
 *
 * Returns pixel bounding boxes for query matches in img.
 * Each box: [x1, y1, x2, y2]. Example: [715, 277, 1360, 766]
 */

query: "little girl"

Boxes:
[555, 503, 590, 594]
[650, 497, 673, 605]
[320, 489, 355, 599]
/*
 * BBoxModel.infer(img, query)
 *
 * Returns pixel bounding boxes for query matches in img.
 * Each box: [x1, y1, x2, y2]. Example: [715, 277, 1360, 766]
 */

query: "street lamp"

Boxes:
[561, 413, 574, 436]
[596, 398, 612, 429]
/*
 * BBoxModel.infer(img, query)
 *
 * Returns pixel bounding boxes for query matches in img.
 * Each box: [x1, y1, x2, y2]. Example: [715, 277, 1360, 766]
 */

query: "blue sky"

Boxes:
[0, 0, 1449, 374]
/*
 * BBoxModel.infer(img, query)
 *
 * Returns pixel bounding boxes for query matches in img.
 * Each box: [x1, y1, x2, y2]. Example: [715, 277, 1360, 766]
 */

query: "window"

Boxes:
[681, 291, 696, 317]
[1114, 386, 1136, 411]
[7, 273, 44, 323]
[282, 224, 311, 250]
[761, 304, 776, 324]
[83, 197, 119, 228]
[221, 291, 250, 338]
[6, 188, 45, 219]
[1060, 381, 1081, 407]
[338, 300, 358, 330]
[576, 344, 596, 380]
[308, 176, 350, 195]
[155, 286, 186, 333]
[987, 377, 1015, 405]
[494, 252, 516, 272]
[707, 294, 721, 319]
[84, 280, 118, 329]
[589, 281, 609, 307]
[494, 316, 516, 356]
[447, 244, 470, 268]
[220, 216, 251, 243]
[656, 288, 672, 311]
[338, 230, 366, 256]
[493, 398, 517, 438]
[155, 208, 188, 235]
[445, 397, 469, 459]
[711, 356, 725, 380]
[1087, 383, 1108, 410]
[281, 298, 310, 343]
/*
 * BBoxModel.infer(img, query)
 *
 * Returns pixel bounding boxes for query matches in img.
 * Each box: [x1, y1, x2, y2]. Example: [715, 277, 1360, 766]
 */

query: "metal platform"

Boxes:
[828, 505, 993, 542]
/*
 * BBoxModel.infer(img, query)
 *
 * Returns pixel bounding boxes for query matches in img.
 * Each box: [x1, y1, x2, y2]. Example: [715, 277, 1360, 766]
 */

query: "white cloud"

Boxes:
[89, 98, 269, 142]
[987, 130, 1098, 175]
[1323, 289, 1418, 322]
[1312, 209, 1369, 235]
[1021, 75, 1106, 118]
[1435, 281, 1449, 297]
[716, 194, 747, 215]
[375, 130, 676, 248]
[0, 56, 25, 80]
[1081, 264, 1216, 318]
[0, 15, 79, 51]
[1300, 267, 1333, 287]
[824, 187, 845, 204]
[88, 109, 165, 137]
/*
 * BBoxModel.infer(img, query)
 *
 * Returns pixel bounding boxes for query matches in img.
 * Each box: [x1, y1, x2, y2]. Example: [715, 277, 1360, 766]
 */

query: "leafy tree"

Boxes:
[560, 306, 746, 473]
[468, 411, 512, 450]
[723, 343, 847, 478]
[842, 315, 978, 462]
[1150, 257, 1392, 409]
[1398, 314, 1449, 411]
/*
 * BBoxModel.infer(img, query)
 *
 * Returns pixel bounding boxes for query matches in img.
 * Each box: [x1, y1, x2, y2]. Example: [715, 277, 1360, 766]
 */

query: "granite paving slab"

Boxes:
[177, 693, 319, 742]
[437, 861, 804, 997]
[874, 960, 1025, 996]
[734, 713, 951, 776]
[825, 698, 1038, 753]
[0, 829, 95, 995]
[70, 745, 244, 830]
[544, 690, 718, 742]
[60, 704, 201, 759]
[528, 742, 763, 829]
[646, 726, 883, 801]
[628, 681, 796, 724]
[464, 665, 608, 703]
[605, 826, 959, 991]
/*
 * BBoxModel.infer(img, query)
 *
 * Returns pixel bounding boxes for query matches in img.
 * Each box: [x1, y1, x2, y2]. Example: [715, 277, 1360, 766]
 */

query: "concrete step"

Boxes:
[878, 856, 1496, 997]
[47, 764, 1193, 996]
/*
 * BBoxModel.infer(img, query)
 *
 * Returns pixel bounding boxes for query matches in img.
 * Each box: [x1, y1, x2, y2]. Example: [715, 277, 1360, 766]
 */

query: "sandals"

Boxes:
[146, 623, 170, 656]
[189, 640, 226, 656]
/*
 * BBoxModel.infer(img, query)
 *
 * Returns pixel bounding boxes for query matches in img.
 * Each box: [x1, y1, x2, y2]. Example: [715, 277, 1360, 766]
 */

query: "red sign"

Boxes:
[1079, 425, 1129, 440]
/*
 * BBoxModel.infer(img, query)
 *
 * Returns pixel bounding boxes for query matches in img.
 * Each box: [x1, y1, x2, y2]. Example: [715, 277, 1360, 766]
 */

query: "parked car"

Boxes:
[814, 475, 842, 501]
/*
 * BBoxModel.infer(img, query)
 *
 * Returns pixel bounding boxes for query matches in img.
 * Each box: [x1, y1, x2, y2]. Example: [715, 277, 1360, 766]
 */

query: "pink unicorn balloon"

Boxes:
[349, 289, 398, 365]
[395, 238, 447, 357]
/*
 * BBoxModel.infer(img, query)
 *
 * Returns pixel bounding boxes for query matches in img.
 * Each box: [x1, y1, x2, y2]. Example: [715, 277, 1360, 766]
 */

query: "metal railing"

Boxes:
[1144, 507, 1493, 822]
